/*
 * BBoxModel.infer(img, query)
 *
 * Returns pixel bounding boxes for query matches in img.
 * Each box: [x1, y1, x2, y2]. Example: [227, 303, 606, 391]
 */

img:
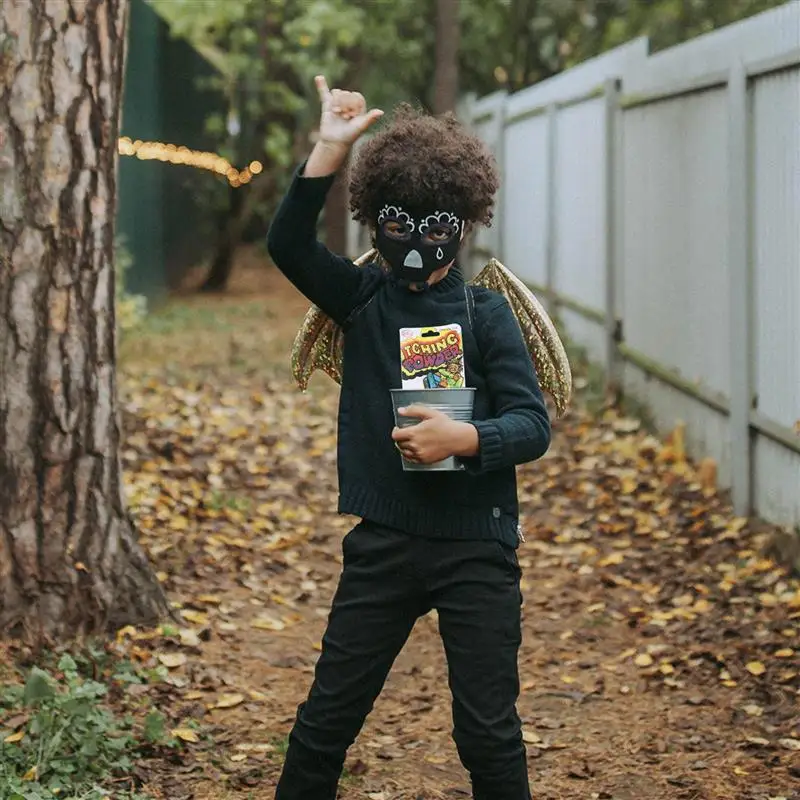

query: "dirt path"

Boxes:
[121, 250, 799, 800]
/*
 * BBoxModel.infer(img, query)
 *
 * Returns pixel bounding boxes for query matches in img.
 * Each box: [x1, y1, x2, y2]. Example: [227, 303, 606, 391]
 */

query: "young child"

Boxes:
[267, 76, 551, 800]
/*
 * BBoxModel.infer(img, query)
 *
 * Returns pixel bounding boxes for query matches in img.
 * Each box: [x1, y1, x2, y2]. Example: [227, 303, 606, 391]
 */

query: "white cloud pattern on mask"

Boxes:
[377, 205, 415, 231]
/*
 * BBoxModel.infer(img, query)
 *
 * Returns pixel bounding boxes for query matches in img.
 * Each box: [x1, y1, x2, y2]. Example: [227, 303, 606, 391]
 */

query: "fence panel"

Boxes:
[553, 96, 608, 364]
[619, 88, 732, 483]
[464, 3, 800, 530]
[500, 113, 549, 287]
[751, 67, 800, 525]
[621, 90, 731, 395]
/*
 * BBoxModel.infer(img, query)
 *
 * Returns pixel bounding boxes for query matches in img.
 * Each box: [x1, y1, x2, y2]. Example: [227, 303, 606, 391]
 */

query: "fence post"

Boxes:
[459, 92, 479, 276]
[493, 92, 508, 262]
[727, 59, 753, 517]
[545, 103, 558, 315]
[604, 77, 622, 387]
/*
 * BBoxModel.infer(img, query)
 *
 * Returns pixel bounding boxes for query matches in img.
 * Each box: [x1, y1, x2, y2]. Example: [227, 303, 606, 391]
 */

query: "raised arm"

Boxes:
[266, 76, 384, 324]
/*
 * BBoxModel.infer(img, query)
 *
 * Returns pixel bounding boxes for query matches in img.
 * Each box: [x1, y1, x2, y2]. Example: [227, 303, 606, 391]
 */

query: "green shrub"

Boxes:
[0, 654, 165, 800]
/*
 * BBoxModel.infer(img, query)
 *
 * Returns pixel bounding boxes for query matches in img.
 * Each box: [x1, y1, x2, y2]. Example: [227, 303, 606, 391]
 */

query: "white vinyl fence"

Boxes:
[459, 3, 800, 530]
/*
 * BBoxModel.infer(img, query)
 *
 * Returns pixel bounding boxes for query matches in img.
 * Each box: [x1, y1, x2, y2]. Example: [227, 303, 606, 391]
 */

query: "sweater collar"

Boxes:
[390, 263, 465, 293]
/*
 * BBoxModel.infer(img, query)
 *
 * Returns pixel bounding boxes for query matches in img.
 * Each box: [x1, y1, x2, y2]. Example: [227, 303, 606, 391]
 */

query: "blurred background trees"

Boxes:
[141, 0, 785, 292]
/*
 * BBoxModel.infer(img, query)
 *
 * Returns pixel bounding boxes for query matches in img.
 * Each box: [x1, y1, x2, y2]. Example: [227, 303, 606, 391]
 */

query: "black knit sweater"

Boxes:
[267, 164, 551, 547]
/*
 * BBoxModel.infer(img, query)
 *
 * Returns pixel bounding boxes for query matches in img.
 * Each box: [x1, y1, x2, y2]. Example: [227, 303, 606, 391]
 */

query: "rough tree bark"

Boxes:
[0, 0, 170, 639]
[432, 0, 461, 114]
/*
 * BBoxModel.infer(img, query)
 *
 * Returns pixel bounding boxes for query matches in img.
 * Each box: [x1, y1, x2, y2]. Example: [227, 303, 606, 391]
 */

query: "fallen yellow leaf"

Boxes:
[746, 661, 766, 676]
[197, 594, 222, 605]
[759, 593, 779, 607]
[3, 731, 24, 743]
[775, 648, 794, 658]
[116, 625, 138, 641]
[214, 693, 245, 709]
[779, 737, 800, 751]
[179, 629, 201, 647]
[181, 609, 209, 625]
[598, 552, 625, 567]
[235, 743, 275, 753]
[22, 766, 38, 781]
[251, 617, 286, 632]
[158, 652, 188, 669]
[522, 729, 541, 744]
[171, 727, 199, 743]
[634, 653, 654, 667]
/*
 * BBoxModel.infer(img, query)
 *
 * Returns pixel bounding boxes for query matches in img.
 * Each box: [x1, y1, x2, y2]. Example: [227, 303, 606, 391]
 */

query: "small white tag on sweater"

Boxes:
[399, 324, 465, 389]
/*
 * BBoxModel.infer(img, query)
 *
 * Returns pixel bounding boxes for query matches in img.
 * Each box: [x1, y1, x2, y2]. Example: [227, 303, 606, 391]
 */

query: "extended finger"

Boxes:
[397, 403, 437, 420]
[315, 75, 331, 105]
[397, 443, 419, 461]
[356, 108, 384, 131]
[391, 425, 416, 443]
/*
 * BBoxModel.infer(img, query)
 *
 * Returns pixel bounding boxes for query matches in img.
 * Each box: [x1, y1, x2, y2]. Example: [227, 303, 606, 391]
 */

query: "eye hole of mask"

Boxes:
[422, 222, 457, 244]
[381, 219, 413, 241]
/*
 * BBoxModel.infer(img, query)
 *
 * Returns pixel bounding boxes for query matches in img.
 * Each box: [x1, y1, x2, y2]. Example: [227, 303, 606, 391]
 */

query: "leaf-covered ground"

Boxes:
[118, 249, 798, 800]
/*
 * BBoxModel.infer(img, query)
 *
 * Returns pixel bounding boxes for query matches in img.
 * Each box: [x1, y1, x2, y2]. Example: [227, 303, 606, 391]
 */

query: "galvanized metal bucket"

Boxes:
[390, 387, 476, 472]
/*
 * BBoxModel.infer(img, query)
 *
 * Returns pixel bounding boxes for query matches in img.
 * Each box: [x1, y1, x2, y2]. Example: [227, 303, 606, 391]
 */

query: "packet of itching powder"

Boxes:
[399, 324, 466, 389]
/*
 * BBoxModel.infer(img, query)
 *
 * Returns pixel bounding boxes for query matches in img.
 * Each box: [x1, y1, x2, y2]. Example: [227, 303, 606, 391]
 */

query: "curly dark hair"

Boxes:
[348, 103, 499, 227]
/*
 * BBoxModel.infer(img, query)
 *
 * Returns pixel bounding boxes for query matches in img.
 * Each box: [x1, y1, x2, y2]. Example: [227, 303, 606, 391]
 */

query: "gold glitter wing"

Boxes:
[291, 249, 381, 391]
[470, 257, 572, 417]
[290, 250, 572, 416]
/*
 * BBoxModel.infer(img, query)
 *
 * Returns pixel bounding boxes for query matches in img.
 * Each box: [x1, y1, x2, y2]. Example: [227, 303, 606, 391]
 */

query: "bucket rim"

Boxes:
[390, 387, 476, 393]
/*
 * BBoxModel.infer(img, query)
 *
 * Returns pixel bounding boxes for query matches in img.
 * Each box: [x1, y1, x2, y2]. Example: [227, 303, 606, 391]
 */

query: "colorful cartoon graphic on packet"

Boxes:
[399, 324, 466, 389]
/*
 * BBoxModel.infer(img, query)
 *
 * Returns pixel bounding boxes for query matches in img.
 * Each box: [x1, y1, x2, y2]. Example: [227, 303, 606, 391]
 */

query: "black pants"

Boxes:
[274, 520, 531, 800]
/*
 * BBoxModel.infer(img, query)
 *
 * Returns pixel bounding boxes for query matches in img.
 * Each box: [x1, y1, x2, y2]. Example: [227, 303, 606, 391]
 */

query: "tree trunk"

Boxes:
[200, 183, 243, 292]
[432, 0, 461, 114]
[0, 0, 170, 640]
[200, 172, 274, 292]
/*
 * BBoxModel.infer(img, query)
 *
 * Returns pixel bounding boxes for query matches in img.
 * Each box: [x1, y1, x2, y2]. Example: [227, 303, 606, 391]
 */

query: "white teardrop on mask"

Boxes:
[436, 247, 443, 260]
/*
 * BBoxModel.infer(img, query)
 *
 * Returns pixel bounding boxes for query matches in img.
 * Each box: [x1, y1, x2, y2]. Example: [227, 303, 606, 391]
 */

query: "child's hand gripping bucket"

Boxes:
[390, 387, 476, 472]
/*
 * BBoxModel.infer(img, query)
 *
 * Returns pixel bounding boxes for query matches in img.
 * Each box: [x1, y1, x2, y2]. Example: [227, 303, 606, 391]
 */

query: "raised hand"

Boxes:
[315, 75, 384, 146]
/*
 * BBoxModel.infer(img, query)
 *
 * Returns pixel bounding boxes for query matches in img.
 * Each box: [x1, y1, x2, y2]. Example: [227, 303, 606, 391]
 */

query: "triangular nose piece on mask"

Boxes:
[403, 249, 424, 269]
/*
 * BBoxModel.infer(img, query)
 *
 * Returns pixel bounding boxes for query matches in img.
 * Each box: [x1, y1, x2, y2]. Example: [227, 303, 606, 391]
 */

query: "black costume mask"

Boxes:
[375, 205, 463, 283]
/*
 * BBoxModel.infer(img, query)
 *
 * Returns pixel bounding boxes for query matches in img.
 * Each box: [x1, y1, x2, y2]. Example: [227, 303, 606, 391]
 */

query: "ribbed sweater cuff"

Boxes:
[472, 420, 504, 472]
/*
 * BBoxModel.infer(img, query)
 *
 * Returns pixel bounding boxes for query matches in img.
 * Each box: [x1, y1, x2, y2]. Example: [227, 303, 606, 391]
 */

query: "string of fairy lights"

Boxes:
[117, 136, 263, 188]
